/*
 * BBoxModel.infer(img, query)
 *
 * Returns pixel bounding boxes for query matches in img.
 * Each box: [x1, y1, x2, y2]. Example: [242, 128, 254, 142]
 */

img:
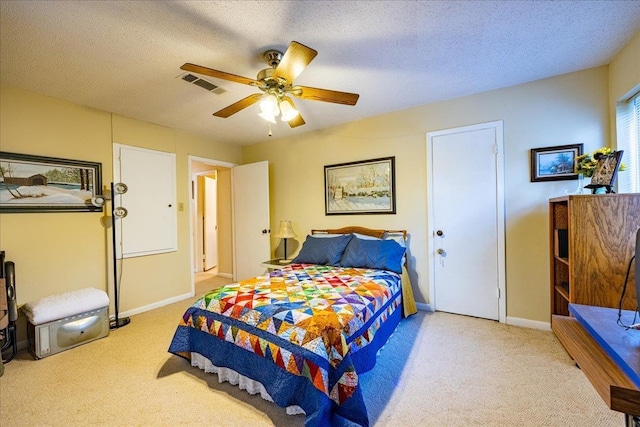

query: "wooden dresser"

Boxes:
[549, 194, 640, 319]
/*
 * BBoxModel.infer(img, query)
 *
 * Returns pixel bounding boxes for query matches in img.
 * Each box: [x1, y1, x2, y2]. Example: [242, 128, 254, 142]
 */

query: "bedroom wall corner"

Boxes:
[609, 29, 640, 147]
[242, 66, 610, 324]
[0, 85, 243, 320]
[109, 116, 242, 314]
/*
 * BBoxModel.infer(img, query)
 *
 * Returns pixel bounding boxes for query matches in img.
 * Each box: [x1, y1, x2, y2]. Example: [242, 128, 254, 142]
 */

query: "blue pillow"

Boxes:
[292, 234, 353, 266]
[340, 236, 406, 274]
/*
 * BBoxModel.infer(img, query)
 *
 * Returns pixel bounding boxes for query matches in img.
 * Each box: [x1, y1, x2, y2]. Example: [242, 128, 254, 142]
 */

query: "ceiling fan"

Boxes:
[181, 41, 359, 128]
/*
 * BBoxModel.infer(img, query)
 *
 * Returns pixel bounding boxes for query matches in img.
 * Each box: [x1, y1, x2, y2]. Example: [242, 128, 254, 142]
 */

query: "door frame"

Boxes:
[191, 170, 219, 273]
[426, 120, 506, 323]
[188, 155, 236, 295]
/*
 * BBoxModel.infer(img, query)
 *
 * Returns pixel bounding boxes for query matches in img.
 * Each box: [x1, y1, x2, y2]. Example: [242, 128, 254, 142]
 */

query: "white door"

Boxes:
[203, 175, 218, 271]
[427, 121, 505, 321]
[232, 161, 270, 281]
[114, 144, 177, 258]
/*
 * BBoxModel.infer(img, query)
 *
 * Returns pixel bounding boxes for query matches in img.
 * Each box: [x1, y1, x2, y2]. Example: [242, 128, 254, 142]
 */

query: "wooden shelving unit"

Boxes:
[549, 194, 640, 322]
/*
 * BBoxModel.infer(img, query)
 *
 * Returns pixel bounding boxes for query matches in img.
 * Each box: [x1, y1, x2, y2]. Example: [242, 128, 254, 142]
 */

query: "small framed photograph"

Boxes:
[530, 144, 583, 182]
[0, 151, 103, 213]
[586, 150, 624, 193]
[324, 156, 396, 215]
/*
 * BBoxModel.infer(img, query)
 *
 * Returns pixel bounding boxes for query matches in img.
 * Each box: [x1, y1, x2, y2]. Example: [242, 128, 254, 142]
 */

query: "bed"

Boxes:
[168, 226, 417, 427]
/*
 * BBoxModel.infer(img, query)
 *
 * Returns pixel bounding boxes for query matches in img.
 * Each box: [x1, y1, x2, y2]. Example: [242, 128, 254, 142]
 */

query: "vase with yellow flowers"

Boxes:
[575, 147, 625, 177]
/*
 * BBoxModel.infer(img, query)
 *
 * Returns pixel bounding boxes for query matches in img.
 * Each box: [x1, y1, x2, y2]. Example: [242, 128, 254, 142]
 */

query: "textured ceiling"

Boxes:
[1, 1, 639, 146]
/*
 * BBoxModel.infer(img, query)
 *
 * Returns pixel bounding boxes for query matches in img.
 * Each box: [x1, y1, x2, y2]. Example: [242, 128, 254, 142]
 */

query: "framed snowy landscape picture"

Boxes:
[0, 152, 102, 213]
[324, 156, 396, 215]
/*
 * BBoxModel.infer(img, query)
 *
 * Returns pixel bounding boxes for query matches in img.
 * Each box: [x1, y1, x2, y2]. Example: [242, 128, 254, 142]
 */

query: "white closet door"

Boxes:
[114, 144, 177, 258]
[427, 121, 505, 322]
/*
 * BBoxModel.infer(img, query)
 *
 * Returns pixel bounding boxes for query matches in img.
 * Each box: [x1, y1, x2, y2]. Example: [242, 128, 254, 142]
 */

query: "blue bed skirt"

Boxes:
[169, 297, 403, 427]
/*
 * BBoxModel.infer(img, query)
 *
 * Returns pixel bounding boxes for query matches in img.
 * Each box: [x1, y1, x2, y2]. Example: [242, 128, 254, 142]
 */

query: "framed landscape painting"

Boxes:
[324, 156, 396, 215]
[0, 152, 103, 213]
[530, 144, 583, 182]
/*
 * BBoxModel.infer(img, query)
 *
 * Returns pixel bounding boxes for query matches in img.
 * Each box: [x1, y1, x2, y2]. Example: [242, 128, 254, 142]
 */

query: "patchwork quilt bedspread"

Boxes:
[168, 263, 403, 427]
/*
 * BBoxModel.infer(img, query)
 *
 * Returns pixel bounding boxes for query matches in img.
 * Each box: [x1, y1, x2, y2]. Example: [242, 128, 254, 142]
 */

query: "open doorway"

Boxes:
[188, 156, 271, 296]
[189, 156, 234, 287]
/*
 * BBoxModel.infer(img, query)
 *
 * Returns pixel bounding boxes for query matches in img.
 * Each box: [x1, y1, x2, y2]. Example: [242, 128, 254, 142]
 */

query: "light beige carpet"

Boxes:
[0, 277, 624, 426]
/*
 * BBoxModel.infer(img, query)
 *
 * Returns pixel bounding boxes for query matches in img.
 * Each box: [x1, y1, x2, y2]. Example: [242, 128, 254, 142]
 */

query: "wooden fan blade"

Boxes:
[213, 93, 263, 118]
[272, 41, 317, 83]
[181, 63, 259, 86]
[283, 96, 305, 128]
[294, 86, 359, 106]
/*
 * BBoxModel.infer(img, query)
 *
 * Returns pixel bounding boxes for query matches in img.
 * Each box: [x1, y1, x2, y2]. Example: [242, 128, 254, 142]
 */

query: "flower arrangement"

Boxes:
[574, 147, 626, 177]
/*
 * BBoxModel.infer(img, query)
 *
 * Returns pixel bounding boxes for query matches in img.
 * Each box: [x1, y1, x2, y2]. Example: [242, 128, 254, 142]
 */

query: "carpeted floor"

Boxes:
[0, 275, 624, 426]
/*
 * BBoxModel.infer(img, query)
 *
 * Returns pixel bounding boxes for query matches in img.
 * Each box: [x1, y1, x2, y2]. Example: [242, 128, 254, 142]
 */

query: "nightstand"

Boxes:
[260, 259, 292, 271]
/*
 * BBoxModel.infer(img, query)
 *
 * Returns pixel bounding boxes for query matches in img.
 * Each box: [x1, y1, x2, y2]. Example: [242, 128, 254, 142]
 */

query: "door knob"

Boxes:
[262, 229, 269, 234]
[436, 230, 444, 237]
[437, 248, 445, 255]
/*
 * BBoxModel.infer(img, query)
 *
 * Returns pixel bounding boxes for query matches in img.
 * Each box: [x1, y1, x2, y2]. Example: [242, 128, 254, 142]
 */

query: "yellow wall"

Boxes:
[609, 29, 640, 146]
[0, 85, 242, 315]
[244, 66, 611, 323]
[1, 29, 637, 325]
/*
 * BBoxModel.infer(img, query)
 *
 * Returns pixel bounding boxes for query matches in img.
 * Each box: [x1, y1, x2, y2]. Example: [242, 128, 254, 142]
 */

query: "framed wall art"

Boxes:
[530, 144, 583, 182]
[324, 156, 396, 215]
[0, 152, 103, 213]
[585, 150, 624, 193]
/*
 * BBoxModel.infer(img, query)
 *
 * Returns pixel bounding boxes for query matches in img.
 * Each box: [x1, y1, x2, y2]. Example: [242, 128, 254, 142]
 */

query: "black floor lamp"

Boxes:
[92, 182, 130, 329]
[109, 182, 130, 329]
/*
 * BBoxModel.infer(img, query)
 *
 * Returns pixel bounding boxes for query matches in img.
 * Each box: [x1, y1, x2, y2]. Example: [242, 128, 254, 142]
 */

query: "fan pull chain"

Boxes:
[268, 123, 272, 137]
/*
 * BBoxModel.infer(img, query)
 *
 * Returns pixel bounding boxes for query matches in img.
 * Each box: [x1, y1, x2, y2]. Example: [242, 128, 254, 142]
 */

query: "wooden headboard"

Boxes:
[311, 226, 407, 240]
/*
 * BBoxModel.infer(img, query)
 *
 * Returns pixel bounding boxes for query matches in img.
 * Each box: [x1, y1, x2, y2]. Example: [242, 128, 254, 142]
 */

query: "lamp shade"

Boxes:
[258, 111, 277, 123]
[260, 94, 279, 115]
[279, 99, 299, 121]
[273, 220, 296, 239]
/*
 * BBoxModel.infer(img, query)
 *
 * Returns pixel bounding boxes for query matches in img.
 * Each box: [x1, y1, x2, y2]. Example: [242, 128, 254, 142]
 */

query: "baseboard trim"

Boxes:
[114, 292, 193, 320]
[506, 316, 551, 331]
[416, 302, 432, 312]
[414, 307, 551, 330]
[217, 272, 233, 279]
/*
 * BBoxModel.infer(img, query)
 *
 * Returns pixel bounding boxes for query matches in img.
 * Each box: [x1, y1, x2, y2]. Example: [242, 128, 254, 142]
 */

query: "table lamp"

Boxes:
[273, 220, 296, 264]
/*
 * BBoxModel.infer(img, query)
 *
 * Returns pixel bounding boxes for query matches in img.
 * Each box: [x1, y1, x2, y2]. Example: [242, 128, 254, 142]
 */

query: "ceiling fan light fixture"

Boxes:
[258, 111, 277, 123]
[182, 41, 359, 129]
[260, 94, 279, 115]
[279, 100, 299, 121]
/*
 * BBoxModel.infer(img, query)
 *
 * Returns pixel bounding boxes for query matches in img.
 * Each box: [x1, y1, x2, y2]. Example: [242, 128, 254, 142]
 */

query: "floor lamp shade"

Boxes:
[273, 220, 296, 262]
